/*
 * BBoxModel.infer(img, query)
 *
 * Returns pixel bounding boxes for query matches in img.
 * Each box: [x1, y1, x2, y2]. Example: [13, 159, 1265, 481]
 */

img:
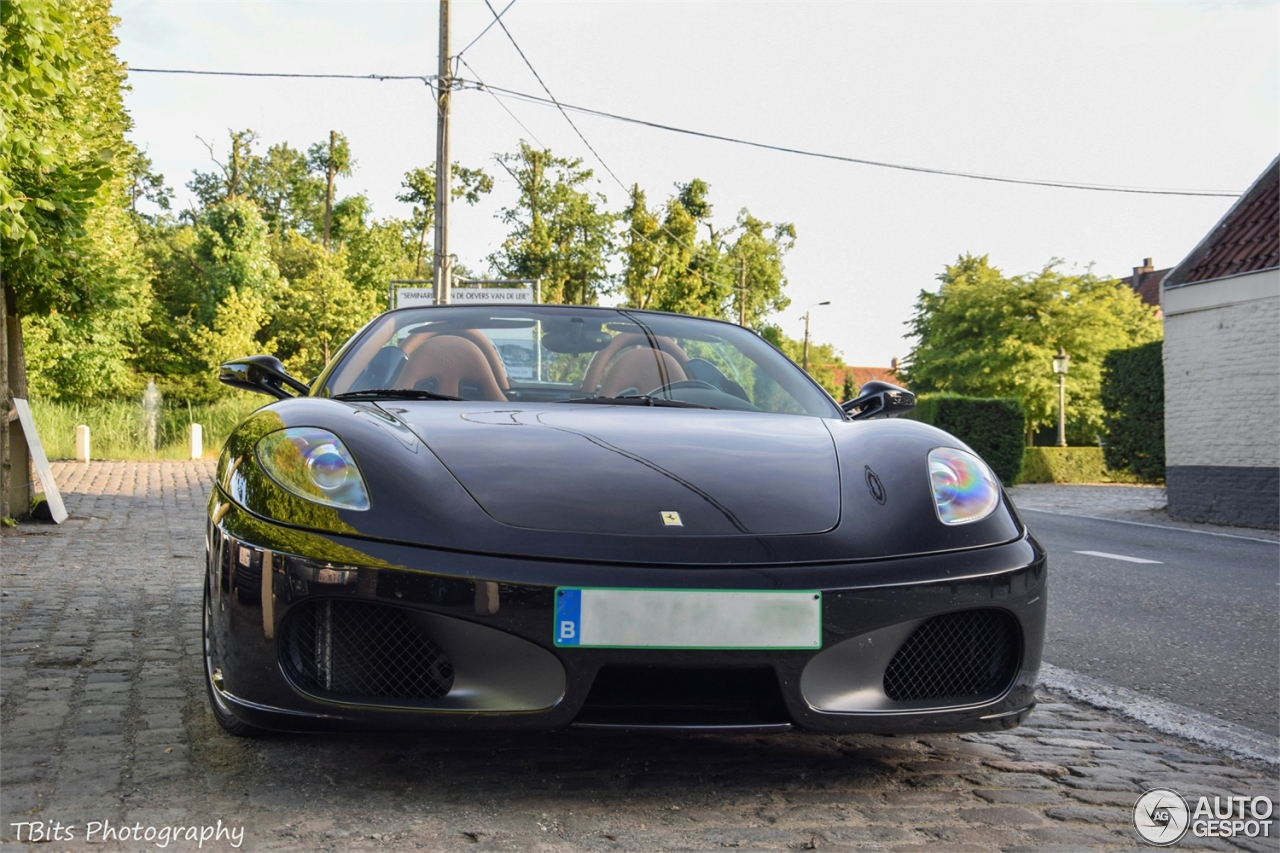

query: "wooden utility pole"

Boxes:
[738, 258, 747, 326]
[323, 130, 336, 251]
[433, 0, 453, 305]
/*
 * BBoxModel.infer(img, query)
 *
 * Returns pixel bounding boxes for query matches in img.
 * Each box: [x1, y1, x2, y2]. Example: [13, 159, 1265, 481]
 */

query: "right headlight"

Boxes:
[928, 447, 999, 525]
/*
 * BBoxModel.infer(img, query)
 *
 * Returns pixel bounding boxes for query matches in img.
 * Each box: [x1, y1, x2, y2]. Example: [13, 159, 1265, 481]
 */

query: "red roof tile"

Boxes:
[1167, 158, 1280, 287]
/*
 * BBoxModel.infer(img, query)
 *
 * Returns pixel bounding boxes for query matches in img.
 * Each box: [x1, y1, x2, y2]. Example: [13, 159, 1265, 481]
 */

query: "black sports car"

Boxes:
[205, 305, 1045, 736]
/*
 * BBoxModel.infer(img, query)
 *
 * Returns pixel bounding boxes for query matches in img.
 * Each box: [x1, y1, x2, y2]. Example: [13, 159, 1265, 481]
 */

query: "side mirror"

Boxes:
[842, 380, 915, 420]
[219, 355, 311, 400]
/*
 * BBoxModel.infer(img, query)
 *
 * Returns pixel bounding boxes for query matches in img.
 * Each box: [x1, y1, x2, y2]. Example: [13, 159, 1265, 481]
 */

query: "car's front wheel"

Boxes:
[203, 579, 266, 738]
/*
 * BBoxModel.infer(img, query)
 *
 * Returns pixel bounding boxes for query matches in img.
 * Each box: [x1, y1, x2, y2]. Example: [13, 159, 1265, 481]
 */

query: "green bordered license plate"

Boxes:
[553, 588, 822, 650]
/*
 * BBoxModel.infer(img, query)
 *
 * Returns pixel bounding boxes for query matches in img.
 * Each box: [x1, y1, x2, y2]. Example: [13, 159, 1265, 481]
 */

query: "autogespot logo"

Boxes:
[1134, 788, 1190, 846]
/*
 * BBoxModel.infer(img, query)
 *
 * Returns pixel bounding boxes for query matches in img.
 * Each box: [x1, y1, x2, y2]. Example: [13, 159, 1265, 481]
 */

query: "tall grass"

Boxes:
[29, 394, 266, 460]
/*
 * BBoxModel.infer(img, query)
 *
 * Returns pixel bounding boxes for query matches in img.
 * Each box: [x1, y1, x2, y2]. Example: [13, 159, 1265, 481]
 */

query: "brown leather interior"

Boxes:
[398, 335, 507, 401]
[402, 329, 509, 390]
[598, 349, 687, 398]
[581, 334, 689, 394]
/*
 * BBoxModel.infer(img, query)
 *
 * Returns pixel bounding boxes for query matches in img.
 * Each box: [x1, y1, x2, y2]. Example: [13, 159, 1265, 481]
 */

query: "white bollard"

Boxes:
[189, 423, 203, 460]
[75, 424, 91, 463]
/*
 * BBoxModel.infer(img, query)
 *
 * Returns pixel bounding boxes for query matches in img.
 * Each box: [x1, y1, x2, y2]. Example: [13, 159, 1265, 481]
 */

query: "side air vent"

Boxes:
[280, 600, 454, 702]
[883, 609, 1019, 703]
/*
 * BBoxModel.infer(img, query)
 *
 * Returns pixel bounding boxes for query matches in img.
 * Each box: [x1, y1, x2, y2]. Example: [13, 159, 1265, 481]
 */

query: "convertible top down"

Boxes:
[204, 305, 1046, 736]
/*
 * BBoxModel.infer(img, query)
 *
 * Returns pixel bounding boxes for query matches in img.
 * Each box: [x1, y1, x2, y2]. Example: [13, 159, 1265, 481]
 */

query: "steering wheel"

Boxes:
[645, 379, 718, 396]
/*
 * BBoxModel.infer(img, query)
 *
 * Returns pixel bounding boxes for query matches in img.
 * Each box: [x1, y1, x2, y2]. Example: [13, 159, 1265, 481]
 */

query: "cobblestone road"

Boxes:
[2, 462, 1276, 852]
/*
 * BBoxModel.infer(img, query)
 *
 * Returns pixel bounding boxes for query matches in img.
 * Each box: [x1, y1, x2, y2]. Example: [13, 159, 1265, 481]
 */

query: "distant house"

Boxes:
[1161, 155, 1279, 529]
[831, 359, 900, 399]
[1121, 257, 1170, 310]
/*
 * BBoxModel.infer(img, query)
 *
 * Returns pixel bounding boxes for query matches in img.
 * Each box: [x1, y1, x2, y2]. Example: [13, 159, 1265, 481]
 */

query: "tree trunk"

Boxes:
[2, 282, 31, 521]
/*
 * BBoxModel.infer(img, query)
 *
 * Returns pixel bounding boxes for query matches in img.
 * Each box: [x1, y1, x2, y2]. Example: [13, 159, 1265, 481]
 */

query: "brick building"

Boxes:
[1161, 155, 1279, 528]
[1122, 258, 1170, 310]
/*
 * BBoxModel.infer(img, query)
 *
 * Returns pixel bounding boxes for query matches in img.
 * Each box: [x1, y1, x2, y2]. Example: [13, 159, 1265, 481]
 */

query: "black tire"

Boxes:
[203, 580, 268, 738]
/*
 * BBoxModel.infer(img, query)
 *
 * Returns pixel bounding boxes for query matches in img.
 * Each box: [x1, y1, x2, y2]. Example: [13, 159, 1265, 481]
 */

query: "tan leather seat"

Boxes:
[599, 348, 687, 398]
[402, 329, 509, 390]
[581, 334, 689, 394]
[398, 335, 506, 401]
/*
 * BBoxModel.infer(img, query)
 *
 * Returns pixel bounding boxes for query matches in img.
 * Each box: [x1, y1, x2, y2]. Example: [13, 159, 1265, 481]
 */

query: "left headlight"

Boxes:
[928, 447, 999, 525]
[255, 427, 371, 511]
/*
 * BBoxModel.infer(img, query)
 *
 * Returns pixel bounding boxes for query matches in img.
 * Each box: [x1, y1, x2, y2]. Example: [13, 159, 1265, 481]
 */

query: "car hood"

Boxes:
[392, 406, 841, 536]
[218, 398, 1022, 565]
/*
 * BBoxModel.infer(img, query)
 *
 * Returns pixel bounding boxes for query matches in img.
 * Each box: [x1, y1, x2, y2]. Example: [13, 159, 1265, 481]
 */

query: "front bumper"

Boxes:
[205, 497, 1047, 734]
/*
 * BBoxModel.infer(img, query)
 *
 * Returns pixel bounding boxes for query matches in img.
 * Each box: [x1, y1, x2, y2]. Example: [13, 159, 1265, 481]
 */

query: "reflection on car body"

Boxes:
[205, 305, 1046, 736]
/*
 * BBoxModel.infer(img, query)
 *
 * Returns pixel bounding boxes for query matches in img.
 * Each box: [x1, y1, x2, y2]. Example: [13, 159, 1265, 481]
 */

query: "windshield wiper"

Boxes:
[334, 389, 467, 402]
[555, 395, 713, 409]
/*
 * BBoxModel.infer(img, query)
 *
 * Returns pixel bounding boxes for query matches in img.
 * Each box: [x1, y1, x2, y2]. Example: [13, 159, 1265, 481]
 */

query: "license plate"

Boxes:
[553, 588, 822, 649]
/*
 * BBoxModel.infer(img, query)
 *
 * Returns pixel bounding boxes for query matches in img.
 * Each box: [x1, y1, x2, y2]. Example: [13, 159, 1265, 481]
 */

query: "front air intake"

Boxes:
[883, 609, 1020, 703]
[280, 600, 454, 702]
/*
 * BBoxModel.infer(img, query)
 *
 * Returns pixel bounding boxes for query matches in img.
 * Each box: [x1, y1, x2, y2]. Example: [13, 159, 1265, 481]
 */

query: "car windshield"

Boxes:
[322, 306, 842, 418]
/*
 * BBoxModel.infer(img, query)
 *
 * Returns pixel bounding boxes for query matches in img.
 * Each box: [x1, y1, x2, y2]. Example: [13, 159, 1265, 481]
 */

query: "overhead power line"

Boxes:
[126, 65, 1243, 198]
[129, 67, 437, 84]
[456, 0, 518, 61]
[462, 81, 1243, 198]
[480, 0, 628, 193]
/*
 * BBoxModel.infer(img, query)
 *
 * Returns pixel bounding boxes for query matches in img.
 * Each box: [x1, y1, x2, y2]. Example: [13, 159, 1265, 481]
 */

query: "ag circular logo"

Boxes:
[1134, 788, 1190, 846]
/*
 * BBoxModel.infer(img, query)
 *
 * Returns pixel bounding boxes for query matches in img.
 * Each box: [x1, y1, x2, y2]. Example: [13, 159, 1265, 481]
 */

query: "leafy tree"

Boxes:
[307, 131, 352, 249]
[242, 142, 323, 236]
[902, 254, 1161, 443]
[126, 150, 173, 222]
[344, 219, 416, 301]
[398, 163, 493, 277]
[188, 129, 259, 209]
[724, 211, 795, 326]
[620, 180, 793, 326]
[489, 142, 614, 304]
[267, 234, 380, 376]
[137, 199, 280, 399]
[758, 324, 843, 398]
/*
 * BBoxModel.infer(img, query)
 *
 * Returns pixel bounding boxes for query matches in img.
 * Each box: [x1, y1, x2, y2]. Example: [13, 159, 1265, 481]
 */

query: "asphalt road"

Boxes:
[1021, 509, 1280, 737]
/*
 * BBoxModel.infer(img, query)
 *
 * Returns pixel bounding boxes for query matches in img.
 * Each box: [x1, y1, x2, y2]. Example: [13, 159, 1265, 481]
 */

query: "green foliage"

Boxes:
[29, 394, 263, 460]
[903, 254, 1162, 442]
[489, 142, 615, 305]
[619, 180, 794, 326]
[1017, 447, 1138, 484]
[758, 325, 843, 398]
[23, 195, 151, 402]
[267, 234, 381, 378]
[398, 162, 493, 278]
[907, 394, 1026, 485]
[1, 0, 131, 313]
[1100, 340, 1165, 482]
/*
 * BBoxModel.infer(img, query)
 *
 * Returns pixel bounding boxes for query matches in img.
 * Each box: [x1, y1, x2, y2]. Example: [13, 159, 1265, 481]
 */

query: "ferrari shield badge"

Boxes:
[661, 511, 683, 527]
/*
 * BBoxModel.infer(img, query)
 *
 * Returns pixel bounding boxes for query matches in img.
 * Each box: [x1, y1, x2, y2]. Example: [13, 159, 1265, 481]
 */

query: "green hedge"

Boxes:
[1016, 447, 1139, 484]
[1100, 340, 1165, 483]
[908, 394, 1026, 485]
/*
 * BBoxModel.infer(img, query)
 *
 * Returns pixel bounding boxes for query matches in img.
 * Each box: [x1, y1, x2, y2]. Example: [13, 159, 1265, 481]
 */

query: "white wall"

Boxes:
[1162, 268, 1280, 469]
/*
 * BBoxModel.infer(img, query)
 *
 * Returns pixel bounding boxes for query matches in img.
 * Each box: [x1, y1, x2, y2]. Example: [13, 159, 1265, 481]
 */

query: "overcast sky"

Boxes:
[117, 0, 1278, 366]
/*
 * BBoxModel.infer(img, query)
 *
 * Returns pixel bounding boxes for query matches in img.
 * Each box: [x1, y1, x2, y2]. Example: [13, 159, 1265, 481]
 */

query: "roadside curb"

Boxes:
[1040, 662, 1280, 770]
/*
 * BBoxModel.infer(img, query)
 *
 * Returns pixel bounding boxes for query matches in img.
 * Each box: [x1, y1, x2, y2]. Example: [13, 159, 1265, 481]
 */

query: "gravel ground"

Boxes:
[1, 462, 1276, 851]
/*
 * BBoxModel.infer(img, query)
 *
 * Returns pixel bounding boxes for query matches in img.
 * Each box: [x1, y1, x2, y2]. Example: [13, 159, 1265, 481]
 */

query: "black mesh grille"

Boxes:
[280, 600, 454, 701]
[883, 609, 1019, 702]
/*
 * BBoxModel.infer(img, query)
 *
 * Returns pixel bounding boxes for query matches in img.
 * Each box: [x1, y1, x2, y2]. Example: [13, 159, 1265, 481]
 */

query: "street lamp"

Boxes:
[802, 301, 831, 372]
[1052, 346, 1070, 447]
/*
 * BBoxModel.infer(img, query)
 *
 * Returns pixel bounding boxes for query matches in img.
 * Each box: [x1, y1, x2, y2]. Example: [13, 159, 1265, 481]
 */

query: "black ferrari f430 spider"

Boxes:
[205, 305, 1046, 736]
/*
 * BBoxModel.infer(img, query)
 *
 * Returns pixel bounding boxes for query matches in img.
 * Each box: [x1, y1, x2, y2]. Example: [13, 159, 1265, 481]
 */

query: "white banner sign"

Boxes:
[396, 287, 533, 308]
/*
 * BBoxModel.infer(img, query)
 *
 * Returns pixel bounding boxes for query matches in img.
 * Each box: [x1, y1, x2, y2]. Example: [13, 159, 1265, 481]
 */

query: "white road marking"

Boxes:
[1073, 550, 1163, 564]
